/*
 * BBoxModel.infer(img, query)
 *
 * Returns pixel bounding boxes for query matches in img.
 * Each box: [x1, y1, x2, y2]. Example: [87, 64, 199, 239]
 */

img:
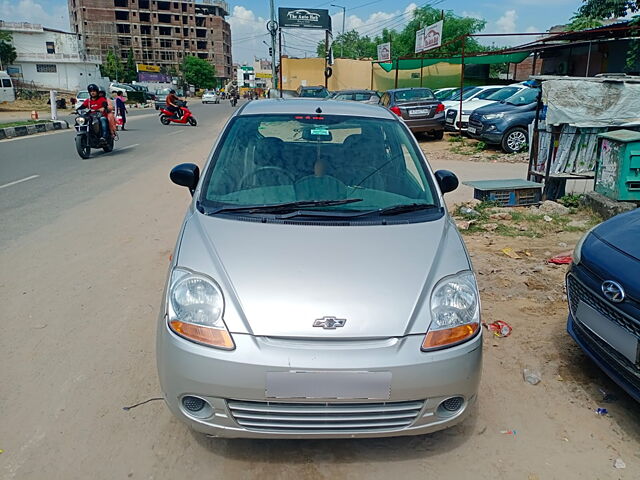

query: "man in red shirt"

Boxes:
[80, 84, 110, 144]
[165, 89, 183, 118]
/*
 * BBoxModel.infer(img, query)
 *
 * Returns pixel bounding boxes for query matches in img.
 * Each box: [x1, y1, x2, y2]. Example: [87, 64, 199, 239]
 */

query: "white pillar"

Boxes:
[50, 90, 58, 120]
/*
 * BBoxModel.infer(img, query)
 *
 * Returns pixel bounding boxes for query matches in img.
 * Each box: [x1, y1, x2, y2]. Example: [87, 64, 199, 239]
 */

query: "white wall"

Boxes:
[18, 62, 102, 92]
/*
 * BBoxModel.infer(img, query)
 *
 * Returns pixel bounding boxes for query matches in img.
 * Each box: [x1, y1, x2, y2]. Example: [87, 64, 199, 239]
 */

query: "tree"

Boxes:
[101, 50, 124, 81]
[316, 31, 377, 59]
[182, 56, 216, 89]
[317, 7, 487, 60]
[122, 48, 137, 83]
[0, 30, 17, 68]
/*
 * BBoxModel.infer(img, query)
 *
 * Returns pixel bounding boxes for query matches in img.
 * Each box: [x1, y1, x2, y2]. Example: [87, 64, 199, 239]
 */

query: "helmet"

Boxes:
[87, 84, 99, 92]
[169, 89, 176, 94]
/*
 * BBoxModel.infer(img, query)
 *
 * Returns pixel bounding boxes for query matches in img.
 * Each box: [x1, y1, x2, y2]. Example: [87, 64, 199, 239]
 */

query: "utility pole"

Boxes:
[268, 0, 278, 89]
[331, 4, 345, 57]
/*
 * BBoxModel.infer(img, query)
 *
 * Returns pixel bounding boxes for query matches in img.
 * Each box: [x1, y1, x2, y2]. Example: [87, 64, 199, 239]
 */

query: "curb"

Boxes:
[583, 191, 637, 220]
[0, 120, 69, 140]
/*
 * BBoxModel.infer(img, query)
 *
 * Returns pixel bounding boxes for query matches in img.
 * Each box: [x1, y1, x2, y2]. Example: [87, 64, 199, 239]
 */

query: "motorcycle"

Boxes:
[230, 95, 238, 107]
[159, 101, 197, 126]
[74, 108, 115, 159]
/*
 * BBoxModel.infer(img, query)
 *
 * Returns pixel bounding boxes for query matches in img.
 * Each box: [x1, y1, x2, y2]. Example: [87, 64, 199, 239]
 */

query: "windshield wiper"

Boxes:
[204, 198, 364, 215]
[377, 203, 439, 216]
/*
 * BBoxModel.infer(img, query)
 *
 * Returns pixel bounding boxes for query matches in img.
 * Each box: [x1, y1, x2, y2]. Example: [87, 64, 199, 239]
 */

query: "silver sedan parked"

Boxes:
[157, 99, 482, 439]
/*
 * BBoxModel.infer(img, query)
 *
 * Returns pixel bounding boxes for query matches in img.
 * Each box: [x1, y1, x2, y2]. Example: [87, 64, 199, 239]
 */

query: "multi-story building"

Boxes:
[236, 64, 255, 88]
[0, 20, 103, 92]
[253, 58, 272, 90]
[68, 0, 232, 82]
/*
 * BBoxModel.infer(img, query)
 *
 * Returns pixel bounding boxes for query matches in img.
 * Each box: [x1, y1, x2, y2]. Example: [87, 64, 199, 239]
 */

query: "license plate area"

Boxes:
[266, 371, 392, 399]
[408, 108, 430, 116]
[577, 301, 639, 364]
[468, 126, 477, 134]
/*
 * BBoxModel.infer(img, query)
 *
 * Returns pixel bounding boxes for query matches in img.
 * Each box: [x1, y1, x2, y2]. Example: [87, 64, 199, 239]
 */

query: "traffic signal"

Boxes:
[269, 47, 273, 56]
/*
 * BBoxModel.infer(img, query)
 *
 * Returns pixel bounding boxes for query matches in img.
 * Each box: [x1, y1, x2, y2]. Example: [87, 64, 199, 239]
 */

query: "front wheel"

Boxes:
[188, 117, 197, 126]
[431, 130, 444, 140]
[160, 115, 170, 125]
[75, 135, 91, 159]
[501, 127, 528, 153]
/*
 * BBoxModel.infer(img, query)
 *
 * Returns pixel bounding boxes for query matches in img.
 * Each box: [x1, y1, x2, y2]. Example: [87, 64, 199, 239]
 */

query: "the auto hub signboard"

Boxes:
[415, 20, 443, 53]
[278, 7, 331, 30]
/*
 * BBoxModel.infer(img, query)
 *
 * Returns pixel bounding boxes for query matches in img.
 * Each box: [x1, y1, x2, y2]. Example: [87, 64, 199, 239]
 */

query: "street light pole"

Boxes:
[268, 0, 278, 89]
[330, 4, 345, 58]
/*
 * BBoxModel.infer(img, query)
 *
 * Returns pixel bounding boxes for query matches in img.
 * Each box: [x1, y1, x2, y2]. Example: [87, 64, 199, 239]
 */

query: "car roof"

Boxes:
[334, 89, 376, 94]
[238, 98, 396, 119]
[299, 85, 326, 89]
[387, 87, 433, 92]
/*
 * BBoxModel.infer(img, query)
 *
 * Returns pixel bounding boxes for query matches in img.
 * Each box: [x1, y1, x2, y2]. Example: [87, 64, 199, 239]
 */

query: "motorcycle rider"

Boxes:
[165, 89, 183, 118]
[80, 84, 110, 145]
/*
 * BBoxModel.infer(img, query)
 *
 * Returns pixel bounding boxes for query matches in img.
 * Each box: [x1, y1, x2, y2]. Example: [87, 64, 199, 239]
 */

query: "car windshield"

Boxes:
[484, 87, 521, 102]
[448, 87, 475, 101]
[475, 88, 501, 100]
[77, 91, 89, 99]
[300, 88, 329, 98]
[434, 89, 454, 100]
[395, 89, 435, 102]
[505, 88, 539, 105]
[198, 114, 439, 216]
[460, 87, 482, 100]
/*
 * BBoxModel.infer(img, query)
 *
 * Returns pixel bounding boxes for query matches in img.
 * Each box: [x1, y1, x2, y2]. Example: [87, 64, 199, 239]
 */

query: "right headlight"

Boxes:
[167, 268, 234, 350]
[483, 112, 505, 120]
[572, 226, 596, 265]
[76, 116, 86, 125]
[422, 271, 480, 351]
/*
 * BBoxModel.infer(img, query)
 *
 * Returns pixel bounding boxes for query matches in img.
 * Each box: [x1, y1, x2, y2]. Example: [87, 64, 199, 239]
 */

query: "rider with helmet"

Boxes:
[80, 84, 110, 144]
[165, 89, 183, 118]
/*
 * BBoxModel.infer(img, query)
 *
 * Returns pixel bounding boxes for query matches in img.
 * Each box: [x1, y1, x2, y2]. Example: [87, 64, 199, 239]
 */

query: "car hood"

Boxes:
[175, 211, 471, 338]
[593, 209, 640, 261]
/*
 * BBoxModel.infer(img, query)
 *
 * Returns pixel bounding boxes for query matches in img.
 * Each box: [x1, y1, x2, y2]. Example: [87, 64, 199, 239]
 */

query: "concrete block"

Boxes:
[583, 191, 637, 220]
[34, 123, 46, 133]
[0, 129, 6, 140]
[45, 123, 54, 131]
[4, 127, 16, 138]
[26, 125, 37, 134]
[14, 126, 28, 136]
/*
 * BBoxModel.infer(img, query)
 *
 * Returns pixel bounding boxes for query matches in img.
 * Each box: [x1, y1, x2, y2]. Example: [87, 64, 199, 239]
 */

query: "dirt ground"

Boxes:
[1, 126, 638, 479]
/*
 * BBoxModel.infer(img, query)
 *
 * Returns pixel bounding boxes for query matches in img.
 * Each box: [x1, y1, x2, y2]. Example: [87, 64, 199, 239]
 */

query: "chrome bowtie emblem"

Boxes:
[602, 280, 625, 303]
[313, 316, 346, 329]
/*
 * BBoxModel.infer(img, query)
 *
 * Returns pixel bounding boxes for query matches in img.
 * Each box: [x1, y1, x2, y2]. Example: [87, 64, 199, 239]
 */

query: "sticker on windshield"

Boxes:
[310, 127, 330, 136]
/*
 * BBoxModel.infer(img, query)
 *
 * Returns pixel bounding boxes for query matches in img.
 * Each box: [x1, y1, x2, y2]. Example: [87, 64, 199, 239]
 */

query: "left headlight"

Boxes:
[167, 268, 234, 350]
[76, 117, 86, 125]
[422, 271, 480, 351]
[483, 112, 505, 120]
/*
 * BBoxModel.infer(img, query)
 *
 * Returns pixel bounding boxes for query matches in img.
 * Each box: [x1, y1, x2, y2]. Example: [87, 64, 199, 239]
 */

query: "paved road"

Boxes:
[0, 102, 545, 480]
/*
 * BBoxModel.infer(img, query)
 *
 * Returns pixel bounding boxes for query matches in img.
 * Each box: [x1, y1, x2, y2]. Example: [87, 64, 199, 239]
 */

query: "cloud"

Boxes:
[462, 11, 483, 20]
[495, 10, 517, 33]
[0, 0, 70, 30]
[228, 5, 270, 63]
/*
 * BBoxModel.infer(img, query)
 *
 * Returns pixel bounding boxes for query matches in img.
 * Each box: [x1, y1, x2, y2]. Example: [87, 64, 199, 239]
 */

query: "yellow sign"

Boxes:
[137, 63, 161, 73]
[255, 72, 272, 79]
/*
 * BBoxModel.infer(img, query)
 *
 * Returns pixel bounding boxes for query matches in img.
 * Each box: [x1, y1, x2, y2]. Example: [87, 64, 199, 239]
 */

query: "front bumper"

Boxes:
[157, 319, 482, 438]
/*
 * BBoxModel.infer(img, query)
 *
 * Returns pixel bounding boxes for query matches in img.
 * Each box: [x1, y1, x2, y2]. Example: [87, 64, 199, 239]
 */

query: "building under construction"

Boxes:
[68, 0, 232, 82]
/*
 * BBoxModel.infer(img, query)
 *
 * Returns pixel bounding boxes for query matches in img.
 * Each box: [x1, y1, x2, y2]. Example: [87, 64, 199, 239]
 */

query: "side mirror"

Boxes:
[434, 170, 459, 194]
[170, 163, 199, 195]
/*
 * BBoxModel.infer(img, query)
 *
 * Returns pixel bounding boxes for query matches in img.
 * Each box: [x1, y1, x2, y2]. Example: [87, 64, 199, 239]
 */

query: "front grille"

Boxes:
[567, 274, 640, 339]
[446, 109, 457, 120]
[468, 114, 483, 130]
[227, 399, 424, 432]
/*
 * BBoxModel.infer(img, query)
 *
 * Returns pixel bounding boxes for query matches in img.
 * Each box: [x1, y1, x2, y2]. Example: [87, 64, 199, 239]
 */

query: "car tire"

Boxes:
[501, 127, 528, 153]
[431, 130, 444, 140]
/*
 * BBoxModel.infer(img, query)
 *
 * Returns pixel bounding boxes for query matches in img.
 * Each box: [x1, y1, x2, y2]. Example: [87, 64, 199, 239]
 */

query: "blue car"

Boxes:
[467, 87, 540, 153]
[567, 209, 640, 402]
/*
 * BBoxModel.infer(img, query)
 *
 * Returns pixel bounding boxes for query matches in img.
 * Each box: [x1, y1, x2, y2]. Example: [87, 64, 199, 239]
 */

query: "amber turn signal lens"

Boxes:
[422, 323, 480, 351]
[169, 320, 235, 350]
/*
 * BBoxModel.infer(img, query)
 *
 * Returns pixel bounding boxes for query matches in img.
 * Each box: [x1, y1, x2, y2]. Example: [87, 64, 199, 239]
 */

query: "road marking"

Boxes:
[0, 175, 40, 190]
[118, 143, 140, 152]
[167, 129, 185, 136]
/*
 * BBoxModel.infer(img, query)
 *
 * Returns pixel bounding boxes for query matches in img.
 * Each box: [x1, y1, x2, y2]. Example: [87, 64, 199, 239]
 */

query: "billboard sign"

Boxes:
[415, 20, 443, 53]
[377, 42, 391, 62]
[278, 7, 331, 30]
[136, 63, 161, 73]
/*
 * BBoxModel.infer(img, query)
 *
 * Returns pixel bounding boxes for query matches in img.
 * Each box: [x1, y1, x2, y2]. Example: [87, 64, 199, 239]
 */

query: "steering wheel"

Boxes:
[239, 166, 295, 189]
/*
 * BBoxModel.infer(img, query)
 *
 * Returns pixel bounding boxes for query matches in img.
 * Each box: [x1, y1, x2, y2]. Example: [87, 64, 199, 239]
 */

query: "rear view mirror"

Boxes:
[170, 163, 199, 195]
[434, 170, 459, 194]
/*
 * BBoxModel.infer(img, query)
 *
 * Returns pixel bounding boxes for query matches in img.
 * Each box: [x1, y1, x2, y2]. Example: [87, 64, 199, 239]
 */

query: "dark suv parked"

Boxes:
[379, 88, 445, 139]
[467, 87, 540, 153]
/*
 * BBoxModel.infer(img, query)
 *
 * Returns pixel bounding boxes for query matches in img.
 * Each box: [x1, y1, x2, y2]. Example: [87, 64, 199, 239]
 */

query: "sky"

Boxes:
[1, 0, 583, 63]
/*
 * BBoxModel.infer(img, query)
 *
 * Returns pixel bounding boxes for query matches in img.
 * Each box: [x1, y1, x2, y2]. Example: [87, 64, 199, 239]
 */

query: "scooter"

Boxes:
[74, 107, 115, 158]
[230, 95, 238, 107]
[159, 102, 197, 126]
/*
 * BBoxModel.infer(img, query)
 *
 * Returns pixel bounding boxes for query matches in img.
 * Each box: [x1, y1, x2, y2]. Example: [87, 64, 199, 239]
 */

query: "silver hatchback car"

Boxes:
[157, 99, 482, 439]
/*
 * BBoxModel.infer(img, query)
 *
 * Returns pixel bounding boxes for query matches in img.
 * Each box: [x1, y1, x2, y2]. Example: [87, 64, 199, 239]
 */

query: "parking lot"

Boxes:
[1, 100, 638, 479]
